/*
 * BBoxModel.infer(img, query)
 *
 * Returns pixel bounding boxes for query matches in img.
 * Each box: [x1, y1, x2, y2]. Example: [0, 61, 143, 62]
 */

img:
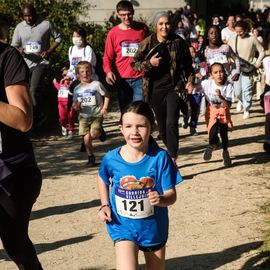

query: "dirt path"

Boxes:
[1, 100, 270, 270]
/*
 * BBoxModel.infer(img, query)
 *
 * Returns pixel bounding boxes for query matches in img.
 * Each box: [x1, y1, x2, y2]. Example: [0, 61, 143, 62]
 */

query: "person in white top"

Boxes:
[221, 15, 236, 43]
[67, 26, 97, 82]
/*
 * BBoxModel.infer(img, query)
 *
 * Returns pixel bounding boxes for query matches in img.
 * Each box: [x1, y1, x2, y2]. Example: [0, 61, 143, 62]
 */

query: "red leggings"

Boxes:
[58, 101, 75, 131]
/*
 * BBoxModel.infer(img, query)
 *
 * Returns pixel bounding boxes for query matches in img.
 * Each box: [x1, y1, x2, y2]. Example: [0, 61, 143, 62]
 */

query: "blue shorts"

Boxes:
[114, 239, 166, 252]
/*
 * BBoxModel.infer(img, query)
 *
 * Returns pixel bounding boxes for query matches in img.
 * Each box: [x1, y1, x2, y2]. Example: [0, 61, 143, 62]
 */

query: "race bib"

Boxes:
[25, 41, 42, 53]
[208, 53, 228, 65]
[115, 187, 154, 219]
[58, 86, 69, 99]
[71, 57, 82, 66]
[121, 42, 139, 57]
[77, 91, 96, 106]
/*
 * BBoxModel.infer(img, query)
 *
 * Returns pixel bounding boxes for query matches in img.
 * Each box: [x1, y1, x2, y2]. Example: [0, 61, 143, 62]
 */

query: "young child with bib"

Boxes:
[97, 101, 182, 270]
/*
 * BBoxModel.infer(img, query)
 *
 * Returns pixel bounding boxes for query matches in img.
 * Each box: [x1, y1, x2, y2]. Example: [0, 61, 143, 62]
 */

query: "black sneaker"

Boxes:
[80, 142, 86, 152]
[222, 150, 232, 167]
[87, 154, 96, 167]
[203, 145, 214, 161]
[99, 127, 106, 142]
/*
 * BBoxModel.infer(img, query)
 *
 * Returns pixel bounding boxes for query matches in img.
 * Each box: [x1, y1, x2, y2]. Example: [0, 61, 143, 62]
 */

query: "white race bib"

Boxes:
[208, 53, 228, 65]
[58, 86, 69, 99]
[25, 41, 42, 53]
[115, 187, 154, 219]
[121, 42, 139, 57]
[78, 91, 96, 106]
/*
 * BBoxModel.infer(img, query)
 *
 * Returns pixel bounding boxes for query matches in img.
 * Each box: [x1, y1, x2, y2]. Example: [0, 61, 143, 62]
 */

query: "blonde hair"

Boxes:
[75, 61, 92, 75]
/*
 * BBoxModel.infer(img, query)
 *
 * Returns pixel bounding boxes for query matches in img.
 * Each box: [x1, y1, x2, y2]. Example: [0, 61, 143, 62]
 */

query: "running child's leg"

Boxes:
[218, 122, 229, 150]
[144, 246, 165, 270]
[115, 240, 139, 270]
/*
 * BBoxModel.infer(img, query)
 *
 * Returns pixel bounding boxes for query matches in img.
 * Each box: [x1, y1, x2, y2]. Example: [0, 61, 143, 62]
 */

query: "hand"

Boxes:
[150, 53, 162, 67]
[53, 78, 57, 84]
[255, 63, 261, 69]
[100, 108, 108, 116]
[40, 50, 50, 59]
[18, 47, 24, 55]
[148, 190, 161, 206]
[231, 73, 240, 81]
[106, 72, 116, 85]
[72, 101, 81, 111]
[98, 206, 112, 222]
[215, 89, 221, 97]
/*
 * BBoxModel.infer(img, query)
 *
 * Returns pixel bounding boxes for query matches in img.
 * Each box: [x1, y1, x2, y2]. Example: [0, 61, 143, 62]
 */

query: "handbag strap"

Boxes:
[235, 35, 239, 55]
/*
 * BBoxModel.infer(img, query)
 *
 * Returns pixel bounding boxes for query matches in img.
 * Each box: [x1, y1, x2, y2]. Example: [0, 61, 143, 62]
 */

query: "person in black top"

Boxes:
[0, 18, 43, 270]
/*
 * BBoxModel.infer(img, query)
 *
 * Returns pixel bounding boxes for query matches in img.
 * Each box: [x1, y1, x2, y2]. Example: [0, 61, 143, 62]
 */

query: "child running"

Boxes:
[73, 61, 110, 166]
[53, 67, 75, 138]
[97, 101, 182, 270]
[200, 62, 234, 167]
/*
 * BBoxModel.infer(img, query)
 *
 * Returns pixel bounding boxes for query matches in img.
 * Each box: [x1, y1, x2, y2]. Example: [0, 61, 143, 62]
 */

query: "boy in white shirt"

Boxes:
[73, 61, 110, 166]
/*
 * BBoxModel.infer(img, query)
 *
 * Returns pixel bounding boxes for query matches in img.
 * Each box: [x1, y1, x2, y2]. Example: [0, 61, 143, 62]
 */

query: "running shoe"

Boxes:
[203, 145, 214, 161]
[67, 131, 73, 139]
[243, 110, 250, 119]
[190, 127, 198, 136]
[61, 126, 67, 136]
[236, 100, 242, 112]
[222, 150, 232, 167]
[87, 154, 96, 167]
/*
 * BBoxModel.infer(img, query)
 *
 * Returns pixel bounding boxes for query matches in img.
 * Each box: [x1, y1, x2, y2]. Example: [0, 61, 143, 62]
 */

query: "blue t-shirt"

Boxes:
[98, 144, 182, 247]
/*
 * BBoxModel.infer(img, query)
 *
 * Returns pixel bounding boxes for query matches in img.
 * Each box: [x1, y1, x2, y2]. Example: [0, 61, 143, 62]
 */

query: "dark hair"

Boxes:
[23, 3, 37, 16]
[235, 20, 249, 31]
[197, 25, 222, 62]
[116, 0, 134, 13]
[120, 101, 156, 127]
[73, 26, 87, 40]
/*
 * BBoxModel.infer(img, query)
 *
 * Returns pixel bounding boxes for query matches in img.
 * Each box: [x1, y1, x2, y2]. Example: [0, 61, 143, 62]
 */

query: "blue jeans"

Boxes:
[234, 73, 254, 111]
[116, 77, 143, 111]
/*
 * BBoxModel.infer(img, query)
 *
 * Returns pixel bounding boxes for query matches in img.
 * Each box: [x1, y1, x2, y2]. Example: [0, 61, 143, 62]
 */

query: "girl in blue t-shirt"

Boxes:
[97, 101, 182, 270]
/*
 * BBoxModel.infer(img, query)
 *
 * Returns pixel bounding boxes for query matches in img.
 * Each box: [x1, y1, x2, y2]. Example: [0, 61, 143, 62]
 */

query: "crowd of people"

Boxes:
[0, 1, 270, 269]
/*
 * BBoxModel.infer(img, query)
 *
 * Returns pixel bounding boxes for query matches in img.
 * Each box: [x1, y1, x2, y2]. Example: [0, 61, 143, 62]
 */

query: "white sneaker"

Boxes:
[243, 110, 250, 119]
[61, 126, 67, 136]
[67, 131, 73, 139]
[236, 101, 242, 112]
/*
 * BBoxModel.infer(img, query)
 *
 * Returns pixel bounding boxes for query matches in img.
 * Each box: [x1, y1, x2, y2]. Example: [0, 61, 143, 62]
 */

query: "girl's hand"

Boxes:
[231, 73, 240, 81]
[98, 205, 112, 222]
[148, 190, 161, 206]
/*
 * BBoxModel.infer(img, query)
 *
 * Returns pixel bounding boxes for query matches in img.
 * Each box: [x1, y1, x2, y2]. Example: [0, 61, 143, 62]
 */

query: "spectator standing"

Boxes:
[103, 0, 149, 111]
[228, 20, 265, 119]
[11, 3, 61, 129]
[0, 18, 43, 270]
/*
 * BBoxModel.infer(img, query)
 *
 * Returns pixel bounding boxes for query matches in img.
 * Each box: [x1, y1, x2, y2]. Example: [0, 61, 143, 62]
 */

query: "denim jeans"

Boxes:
[116, 77, 143, 112]
[234, 73, 254, 111]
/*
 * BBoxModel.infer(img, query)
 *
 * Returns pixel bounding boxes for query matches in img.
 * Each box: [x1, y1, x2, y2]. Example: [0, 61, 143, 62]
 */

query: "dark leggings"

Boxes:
[209, 121, 229, 150]
[0, 166, 43, 270]
[150, 91, 181, 158]
[29, 65, 48, 127]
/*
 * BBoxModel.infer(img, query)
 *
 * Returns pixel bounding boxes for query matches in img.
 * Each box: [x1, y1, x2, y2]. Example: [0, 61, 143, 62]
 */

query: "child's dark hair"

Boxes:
[72, 26, 87, 42]
[120, 101, 155, 127]
[209, 62, 227, 83]
[116, 0, 134, 13]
